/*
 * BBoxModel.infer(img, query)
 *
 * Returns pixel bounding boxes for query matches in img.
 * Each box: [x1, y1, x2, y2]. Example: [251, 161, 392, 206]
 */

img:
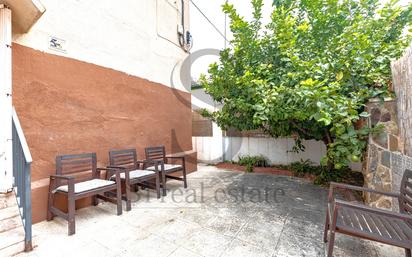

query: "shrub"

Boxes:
[287, 159, 363, 186]
[238, 155, 269, 172]
[289, 159, 320, 177]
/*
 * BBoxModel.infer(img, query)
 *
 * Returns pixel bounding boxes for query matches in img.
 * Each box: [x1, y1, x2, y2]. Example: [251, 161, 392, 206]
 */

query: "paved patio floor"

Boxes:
[18, 164, 403, 257]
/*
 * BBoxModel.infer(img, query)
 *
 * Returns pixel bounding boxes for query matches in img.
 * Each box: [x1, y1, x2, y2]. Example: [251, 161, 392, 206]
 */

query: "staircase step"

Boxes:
[0, 193, 18, 210]
[0, 225, 25, 255]
[0, 192, 26, 256]
[0, 206, 21, 222]
[0, 215, 22, 234]
[0, 193, 23, 234]
[0, 240, 25, 257]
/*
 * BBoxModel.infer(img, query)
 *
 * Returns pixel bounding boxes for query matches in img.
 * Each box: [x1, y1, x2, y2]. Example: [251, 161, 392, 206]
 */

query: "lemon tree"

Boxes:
[200, 0, 412, 170]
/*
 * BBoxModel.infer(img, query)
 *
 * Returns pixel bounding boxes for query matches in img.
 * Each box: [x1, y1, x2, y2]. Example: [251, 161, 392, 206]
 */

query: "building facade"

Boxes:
[4, 0, 195, 224]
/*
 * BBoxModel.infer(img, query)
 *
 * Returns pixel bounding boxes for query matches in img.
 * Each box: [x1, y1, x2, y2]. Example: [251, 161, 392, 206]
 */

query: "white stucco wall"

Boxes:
[191, 89, 362, 170]
[0, 5, 13, 191]
[193, 136, 327, 165]
[12, 0, 190, 91]
[224, 137, 326, 165]
[191, 88, 328, 166]
[193, 135, 361, 171]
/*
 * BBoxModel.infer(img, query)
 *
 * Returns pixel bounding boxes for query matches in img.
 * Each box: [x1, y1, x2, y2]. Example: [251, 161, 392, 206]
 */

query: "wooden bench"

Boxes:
[324, 169, 412, 257]
[144, 146, 187, 196]
[108, 148, 161, 211]
[47, 153, 123, 235]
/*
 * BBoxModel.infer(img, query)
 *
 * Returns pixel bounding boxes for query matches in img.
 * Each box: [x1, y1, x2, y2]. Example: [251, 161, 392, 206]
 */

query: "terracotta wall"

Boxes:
[12, 44, 196, 223]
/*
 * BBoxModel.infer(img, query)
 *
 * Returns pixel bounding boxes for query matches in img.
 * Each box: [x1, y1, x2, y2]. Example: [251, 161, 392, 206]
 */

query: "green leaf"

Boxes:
[336, 71, 344, 81]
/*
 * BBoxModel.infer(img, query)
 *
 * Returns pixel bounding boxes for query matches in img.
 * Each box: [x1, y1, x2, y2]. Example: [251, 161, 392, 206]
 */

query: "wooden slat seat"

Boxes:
[145, 146, 187, 196]
[54, 179, 115, 194]
[109, 169, 155, 180]
[47, 153, 123, 235]
[335, 204, 412, 249]
[108, 149, 161, 211]
[146, 164, 182, 172]
[324, 169, 412, 257]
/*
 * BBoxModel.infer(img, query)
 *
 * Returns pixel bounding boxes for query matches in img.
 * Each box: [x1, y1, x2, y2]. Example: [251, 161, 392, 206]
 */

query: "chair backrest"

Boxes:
[145, 146, 166, 162]
[109, 149, 138, 170]
[399, 169, 412, 216]
[56, 153, 96, 182]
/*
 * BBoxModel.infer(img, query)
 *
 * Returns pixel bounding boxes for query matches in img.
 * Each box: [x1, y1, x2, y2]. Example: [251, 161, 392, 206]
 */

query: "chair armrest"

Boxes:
[166, 156, 185, 163]
[96, 167, 119, 171]
[50, 174, 74, 180]
[106, 165, 126, 170]
[334, 199, 412, 222]
[105, 166, 127, 180]
[137, 159, 163, 165]
[328, 182, 399, 202]
[97, 167, 123, 180]
[137, 159, 163, 170]
[98, 167, 124, 183]
[49, 175, 75, 192]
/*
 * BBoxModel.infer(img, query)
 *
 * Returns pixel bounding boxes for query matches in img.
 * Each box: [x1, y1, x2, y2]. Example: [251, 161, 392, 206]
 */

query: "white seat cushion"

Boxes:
[54, 179, 115, 194]
[110, 169, 155, 180]
[147, 164, 182, 171]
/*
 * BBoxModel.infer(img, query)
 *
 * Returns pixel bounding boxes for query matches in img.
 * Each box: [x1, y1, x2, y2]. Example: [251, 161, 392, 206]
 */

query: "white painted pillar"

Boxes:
[0, 5, 12, 192]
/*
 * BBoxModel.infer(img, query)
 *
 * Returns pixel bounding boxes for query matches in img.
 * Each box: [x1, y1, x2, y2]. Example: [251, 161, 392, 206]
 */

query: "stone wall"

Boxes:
[363, 44, 412, 210]
[364, 100, 401, 209]
[365, 101, 412, 210]
[392, 46, 412, 156]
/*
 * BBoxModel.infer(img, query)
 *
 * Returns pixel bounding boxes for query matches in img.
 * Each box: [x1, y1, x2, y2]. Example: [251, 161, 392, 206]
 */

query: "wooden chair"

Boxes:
[47, 153, 123, 235]
[324, 169, 412, 257]
[144, 146, 187, 196]
[108, 148, 161, 211]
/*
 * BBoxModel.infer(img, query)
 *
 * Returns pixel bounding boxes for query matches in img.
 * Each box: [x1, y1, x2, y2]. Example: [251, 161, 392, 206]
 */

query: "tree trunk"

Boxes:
[323, 129, 334, 172]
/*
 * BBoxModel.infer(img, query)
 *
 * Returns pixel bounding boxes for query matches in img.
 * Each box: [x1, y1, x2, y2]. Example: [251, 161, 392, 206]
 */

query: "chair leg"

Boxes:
[92, 195, 98, 206]
[68, 196, 76, 236]
[125, 181, 131, 212]
[327, 229, 336, 257]
[116, 180, 123, 215]
[323, 210, 329, 243]
[156, 174, 161, 199]
[182, 167, 187, 189]
[47, 191, 54, 221]
[161, 170, 167, 196]
[406, 249, 411, 257]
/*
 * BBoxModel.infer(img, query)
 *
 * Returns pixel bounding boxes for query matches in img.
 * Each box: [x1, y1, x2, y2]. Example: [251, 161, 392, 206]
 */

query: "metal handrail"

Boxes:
[12, 107, 32, 252]
[12, 108, 32, 163]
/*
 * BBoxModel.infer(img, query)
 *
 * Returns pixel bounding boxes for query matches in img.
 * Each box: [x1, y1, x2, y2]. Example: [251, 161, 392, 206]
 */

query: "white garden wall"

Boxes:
[193, 134, 362, 171]
[193, 135, 327, 165]
[192, 85, 332, 167]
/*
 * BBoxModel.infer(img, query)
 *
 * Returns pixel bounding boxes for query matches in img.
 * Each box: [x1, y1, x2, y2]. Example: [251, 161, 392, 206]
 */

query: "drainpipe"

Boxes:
[0, 4, 12, 193]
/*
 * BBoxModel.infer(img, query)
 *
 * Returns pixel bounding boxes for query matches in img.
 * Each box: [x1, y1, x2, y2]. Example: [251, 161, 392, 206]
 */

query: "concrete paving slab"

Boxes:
[221, 238, 273, 257]
[14, 164, 404, 257]
[274, 233, 325, 257]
